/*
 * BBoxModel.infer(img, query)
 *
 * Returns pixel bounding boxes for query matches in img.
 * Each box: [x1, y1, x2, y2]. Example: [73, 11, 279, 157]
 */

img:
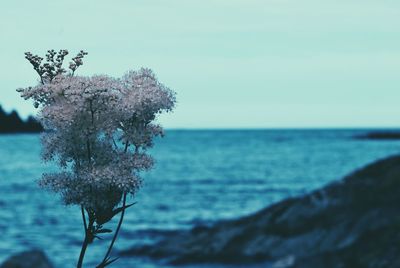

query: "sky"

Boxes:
[1, 0, 400, 128]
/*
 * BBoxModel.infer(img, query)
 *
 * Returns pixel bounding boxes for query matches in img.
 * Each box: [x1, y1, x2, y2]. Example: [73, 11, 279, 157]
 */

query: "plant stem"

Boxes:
[77, 233, 89, 268]
[97, 193, 127, 267]
[77, 210, 94, 268]
[97, 141, 130, 267]
[124, 141, 129, 153]
[81, 206, 87, 231]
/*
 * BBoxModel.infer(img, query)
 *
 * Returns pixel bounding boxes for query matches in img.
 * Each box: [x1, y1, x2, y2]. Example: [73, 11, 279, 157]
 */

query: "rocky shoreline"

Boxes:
[120, 155, 400, 267]
[0, 250, 53, 268]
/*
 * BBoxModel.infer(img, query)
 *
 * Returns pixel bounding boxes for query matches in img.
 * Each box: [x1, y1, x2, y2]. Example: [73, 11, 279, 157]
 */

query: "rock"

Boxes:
[120, 155, 400, 267]
[0, 250, 53, 268]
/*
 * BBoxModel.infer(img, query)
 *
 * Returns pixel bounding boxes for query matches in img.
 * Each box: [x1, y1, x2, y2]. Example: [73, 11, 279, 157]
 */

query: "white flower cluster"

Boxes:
[18, 68, 176, 212]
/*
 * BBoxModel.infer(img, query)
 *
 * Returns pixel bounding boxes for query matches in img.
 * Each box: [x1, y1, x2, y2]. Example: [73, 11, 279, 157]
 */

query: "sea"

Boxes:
[0, 129, 399, 267]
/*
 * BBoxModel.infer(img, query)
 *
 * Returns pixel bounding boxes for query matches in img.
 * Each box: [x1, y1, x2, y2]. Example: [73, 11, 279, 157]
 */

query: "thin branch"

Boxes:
[124, 141, 129, 153]
[81, 206, 87, 232]
[77, 215, 94, 268]
[77, 235, 89, 268]
[97, 193, 127, 268]
[86, 139, 92, 166]
[89, 100, 94, 124]
[112, 137, 118, 150]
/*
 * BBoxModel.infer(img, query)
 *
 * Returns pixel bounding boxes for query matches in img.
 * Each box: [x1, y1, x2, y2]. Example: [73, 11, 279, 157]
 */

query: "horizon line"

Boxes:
[165, 127, 400, 130]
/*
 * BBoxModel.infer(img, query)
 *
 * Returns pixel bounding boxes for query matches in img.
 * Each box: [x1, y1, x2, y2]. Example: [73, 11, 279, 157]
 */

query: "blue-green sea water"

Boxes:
[0, 129, 399, 267]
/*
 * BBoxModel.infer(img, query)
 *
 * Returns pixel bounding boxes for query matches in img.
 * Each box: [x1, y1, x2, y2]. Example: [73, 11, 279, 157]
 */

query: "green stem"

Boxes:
[97, 193, 127, 267]
[77, 209, 93, 268]
[77, 234, 89, 268]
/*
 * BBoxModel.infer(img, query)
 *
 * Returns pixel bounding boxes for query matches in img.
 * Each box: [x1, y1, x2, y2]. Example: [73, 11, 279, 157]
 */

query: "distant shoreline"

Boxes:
[1, 105, 399, 135]
[354, 131, 400, 140]
[0, 105, 42, 134]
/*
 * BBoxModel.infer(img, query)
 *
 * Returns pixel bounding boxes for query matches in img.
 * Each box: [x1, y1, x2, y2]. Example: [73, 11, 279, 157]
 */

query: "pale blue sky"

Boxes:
[1, 0, 400, 128]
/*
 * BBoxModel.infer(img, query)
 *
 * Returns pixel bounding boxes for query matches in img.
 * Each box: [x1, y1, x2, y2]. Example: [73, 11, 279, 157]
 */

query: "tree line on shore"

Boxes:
[0, 105, 42, 133]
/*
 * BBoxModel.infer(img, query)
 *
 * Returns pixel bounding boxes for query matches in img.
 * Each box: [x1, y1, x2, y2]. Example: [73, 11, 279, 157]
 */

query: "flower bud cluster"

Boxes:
[22, 50, 87, 84]
[69, 50, 88, 75]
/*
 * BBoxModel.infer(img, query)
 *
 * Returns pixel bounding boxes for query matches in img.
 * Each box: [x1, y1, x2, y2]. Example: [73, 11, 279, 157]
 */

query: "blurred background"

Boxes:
[1, 0, 400, 267]
[1, 130, 400, 267]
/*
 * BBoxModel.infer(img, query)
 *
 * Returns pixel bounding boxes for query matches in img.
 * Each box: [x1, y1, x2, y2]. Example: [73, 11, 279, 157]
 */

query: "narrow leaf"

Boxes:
[97, 229, 113, 234]
[112, 202, 137, 216]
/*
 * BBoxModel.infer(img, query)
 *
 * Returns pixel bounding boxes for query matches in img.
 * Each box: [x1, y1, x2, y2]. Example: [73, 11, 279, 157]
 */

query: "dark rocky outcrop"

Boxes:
[120, 156, 400, 267]
[0, 250, 53, 268]
[355, 131, 400, 140]
[0, 105, 42, 133]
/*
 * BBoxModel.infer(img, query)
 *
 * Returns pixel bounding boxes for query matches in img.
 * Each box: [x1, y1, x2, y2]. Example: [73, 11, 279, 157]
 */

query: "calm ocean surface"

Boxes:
[0, 129, 399, 267]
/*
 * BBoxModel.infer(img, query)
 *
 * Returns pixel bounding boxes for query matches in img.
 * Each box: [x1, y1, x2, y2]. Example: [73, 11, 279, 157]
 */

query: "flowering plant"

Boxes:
[17, 50, 176, 267]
